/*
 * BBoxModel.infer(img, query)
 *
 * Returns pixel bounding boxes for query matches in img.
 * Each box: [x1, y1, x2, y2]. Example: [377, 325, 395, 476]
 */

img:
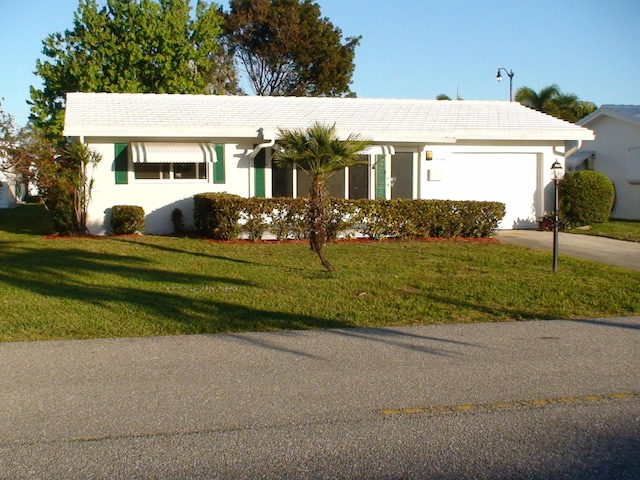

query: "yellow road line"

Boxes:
[378, 392, 640, 416]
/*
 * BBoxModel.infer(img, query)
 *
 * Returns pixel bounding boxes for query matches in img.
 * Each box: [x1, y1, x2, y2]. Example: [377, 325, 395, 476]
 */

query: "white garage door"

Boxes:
[427, 153, 540, 229]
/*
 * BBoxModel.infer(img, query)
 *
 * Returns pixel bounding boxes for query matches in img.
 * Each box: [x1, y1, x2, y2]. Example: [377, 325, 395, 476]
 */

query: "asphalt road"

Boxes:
[1, 317, 639, 479]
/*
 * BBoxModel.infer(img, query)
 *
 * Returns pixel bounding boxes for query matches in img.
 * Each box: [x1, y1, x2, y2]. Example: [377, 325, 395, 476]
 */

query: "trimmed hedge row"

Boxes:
[194, 193, 505, 240]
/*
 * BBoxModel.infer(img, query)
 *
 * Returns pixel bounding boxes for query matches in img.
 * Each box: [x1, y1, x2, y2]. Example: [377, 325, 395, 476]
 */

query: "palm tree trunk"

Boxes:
[309, 176, 335, 272]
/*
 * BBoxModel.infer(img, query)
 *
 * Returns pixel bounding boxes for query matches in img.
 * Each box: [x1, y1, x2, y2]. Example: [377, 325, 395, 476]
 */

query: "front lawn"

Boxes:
[1, 204, 639, 342]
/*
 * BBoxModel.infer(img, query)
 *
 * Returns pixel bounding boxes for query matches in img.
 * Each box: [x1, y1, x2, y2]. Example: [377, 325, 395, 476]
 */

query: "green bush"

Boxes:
[194, 193, 243, 240]
[171, 208, 186, 234]
[193, 194, 505, 241]
[269, 197, 307, 240]
[559, 171, 615, 226]
[241, 197, 272, 241]
[111, 205, 145, 235]
[45, 185, 75, 234]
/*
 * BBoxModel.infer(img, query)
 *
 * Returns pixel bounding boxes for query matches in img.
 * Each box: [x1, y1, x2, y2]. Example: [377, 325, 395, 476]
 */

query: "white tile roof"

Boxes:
[63, 92, 594, 143]
[578, 104, 640, 128]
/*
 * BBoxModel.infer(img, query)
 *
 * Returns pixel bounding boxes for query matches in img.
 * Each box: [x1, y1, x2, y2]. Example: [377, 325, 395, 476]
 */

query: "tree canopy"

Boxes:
[515, 84, 597, 123]
[225, 0, 360, 96]
[30, 0, 237, 140]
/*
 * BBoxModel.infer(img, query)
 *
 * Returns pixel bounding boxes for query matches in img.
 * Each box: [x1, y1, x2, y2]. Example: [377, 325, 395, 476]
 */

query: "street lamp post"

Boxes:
[496, 68, 515, 102]
[550, 160, 564, 272]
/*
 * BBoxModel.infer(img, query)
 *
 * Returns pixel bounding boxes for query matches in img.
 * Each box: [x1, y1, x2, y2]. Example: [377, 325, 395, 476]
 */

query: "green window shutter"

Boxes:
[254, 148, 266, 198]
[375, 154, 386, 200]
[114, 143, 128, 185]
[213, 144, 225, 184]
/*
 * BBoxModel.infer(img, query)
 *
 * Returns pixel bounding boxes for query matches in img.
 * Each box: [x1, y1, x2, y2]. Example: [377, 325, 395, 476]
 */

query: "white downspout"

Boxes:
[554, 140, 583, 160]
[249, 138, 276, 160]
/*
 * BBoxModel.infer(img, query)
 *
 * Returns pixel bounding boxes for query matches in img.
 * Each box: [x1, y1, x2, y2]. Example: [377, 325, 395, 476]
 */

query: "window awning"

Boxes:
[358, 145, 396, 156]
[130, 142, 216, 163]
[566, 150, 594, 169]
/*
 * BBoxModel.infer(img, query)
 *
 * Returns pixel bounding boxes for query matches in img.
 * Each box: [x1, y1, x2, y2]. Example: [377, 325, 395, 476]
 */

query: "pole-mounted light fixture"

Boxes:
[551, 160, 564, 181]
[496, 67, 515, 102]
[550, 160, 564, 272]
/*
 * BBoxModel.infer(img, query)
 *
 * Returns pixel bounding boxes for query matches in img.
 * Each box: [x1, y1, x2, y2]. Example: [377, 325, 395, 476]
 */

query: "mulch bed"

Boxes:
[44, 233, 499, 244]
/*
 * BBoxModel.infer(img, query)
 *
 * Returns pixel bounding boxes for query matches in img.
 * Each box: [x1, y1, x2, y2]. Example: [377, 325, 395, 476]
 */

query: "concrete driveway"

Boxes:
[496, 230, 640, 271]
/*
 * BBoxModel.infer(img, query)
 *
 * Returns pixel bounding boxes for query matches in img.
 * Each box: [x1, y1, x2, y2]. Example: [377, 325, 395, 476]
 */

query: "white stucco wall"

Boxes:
[0, 168, 17, 209]
[85, 142, 256, 235]
[84, 141, 566, 235]
[419, 145, 563, 229]
[579, 117, 640, 220]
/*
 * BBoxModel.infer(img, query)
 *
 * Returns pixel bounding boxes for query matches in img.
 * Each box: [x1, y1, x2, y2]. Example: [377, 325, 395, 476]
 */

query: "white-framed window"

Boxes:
[272, 154, 370, 199]
[133, 162, 208, 180]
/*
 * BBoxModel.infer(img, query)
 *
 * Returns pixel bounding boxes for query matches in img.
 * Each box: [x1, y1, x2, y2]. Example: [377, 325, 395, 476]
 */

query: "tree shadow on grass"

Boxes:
[110, 237, 313, 271]
[110, 237, 255, 265]
[423, 291, 560, 321]
[0, 242, 346, 338]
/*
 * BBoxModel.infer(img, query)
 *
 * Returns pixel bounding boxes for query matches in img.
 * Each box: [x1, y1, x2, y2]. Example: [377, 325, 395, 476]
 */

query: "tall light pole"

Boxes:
[496, 68, 515, 102]
[550, 160, 564, 272]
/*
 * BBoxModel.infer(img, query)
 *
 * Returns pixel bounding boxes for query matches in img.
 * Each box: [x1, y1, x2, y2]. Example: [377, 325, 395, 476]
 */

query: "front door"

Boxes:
[391, 152, 413, 199]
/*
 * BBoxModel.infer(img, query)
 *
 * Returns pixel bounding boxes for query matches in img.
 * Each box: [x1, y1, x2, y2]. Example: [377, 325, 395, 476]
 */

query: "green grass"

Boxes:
[1, 204, 639, 342]
[568, 219, 640, 243]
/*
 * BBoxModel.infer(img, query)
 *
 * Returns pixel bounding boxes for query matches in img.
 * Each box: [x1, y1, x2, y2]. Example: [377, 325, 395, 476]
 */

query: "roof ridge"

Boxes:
[579, 104, 640, 127]
[67, 92, 519, 105]
[63, 92, 594, 142]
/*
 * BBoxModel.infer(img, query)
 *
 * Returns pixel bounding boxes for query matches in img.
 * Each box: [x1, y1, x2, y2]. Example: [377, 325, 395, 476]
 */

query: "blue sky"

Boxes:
[1, 0, 639, 126]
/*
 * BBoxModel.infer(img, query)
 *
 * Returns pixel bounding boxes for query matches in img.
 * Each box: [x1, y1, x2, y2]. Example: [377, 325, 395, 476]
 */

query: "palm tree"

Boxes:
[515, 84, 561, 112]
[515, 84, 597, 122]
[274, 122, 372, 272]
[548, 91, 581, 122]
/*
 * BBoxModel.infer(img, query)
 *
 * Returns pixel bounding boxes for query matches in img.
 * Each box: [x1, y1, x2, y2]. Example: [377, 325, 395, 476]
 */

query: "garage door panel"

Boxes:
[441, 154, 538, 229]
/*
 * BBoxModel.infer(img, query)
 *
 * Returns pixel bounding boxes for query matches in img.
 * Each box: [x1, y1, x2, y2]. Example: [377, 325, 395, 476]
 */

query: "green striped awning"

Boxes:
[130, 142, 216, 163]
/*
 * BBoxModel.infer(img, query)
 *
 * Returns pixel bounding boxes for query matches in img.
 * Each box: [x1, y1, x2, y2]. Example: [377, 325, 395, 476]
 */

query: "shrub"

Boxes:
[44, 182, 75, 234]
[240, 198, 273, 241]
[194, 193, 242, 240]
[171, 208, 185, 234]
[111, 205, 145, 235]
[559, 171, 615, 226]
[193, 195, 505, 241]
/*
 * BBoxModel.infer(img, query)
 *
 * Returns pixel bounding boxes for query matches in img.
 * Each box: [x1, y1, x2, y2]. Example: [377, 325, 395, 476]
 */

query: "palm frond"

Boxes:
[274, 122, 372, 179]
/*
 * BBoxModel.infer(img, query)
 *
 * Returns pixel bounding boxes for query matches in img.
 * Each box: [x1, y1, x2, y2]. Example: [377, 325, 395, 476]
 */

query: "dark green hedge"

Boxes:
[194, 193, 243, 240]
[111, 205, 145, 235]
[194, 193, 505, 240]
[559, 170, 615, 226]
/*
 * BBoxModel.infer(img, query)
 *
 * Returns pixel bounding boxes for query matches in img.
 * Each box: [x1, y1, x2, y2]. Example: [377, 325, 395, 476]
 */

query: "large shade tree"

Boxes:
[30, 0, 238, 141]
[225, 0, 360, 96]
[274, 123, 371, 272]
[515, 84, 597, 122]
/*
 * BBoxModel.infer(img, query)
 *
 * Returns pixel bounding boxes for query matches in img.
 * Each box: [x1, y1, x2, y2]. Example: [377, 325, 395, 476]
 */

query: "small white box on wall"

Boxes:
[428, 168, 444, 181]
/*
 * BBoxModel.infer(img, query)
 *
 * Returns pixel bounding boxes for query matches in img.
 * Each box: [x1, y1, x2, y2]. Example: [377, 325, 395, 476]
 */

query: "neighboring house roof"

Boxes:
[63, 92, 594, 143]
[578, 105, 640, 128]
